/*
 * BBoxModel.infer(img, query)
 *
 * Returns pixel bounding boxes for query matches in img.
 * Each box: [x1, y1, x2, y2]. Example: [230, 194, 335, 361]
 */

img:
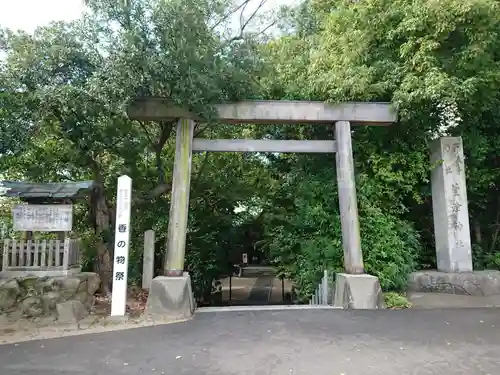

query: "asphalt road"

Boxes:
[1, 308, 500, 375]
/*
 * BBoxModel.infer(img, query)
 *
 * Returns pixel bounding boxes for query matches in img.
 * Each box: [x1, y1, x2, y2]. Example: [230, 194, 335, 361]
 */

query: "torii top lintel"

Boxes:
[126, 97, 397, 125]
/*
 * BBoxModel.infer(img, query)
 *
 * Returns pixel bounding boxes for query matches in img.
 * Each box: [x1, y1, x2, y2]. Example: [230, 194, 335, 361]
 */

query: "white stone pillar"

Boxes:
[142, 230, 155, 289]
[430, 137, 473, 272]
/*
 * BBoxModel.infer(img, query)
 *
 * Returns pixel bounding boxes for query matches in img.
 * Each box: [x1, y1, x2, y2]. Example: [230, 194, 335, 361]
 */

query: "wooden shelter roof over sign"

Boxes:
[0, 180, 96, 202]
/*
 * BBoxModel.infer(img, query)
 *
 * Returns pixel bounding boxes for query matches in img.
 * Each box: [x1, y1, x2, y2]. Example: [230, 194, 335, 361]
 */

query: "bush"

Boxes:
[384, 292, 412, 309]
[265, 171, 422, 301]
[361, 205, 420, 291]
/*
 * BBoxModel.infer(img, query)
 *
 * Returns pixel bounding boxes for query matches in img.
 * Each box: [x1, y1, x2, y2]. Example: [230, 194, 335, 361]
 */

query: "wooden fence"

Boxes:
[1, 238, 81, 276]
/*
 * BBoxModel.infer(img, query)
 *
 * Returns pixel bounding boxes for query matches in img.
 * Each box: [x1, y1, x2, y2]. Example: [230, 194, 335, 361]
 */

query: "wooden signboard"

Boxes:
[12, 204, 73, 232]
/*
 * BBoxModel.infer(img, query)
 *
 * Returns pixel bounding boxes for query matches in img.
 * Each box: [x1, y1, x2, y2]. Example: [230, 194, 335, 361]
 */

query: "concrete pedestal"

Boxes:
[430, 137, 472, 272]
[334, 273, 384, 309]
[409, 270, 500, 296]
[145, 273, 195, 319]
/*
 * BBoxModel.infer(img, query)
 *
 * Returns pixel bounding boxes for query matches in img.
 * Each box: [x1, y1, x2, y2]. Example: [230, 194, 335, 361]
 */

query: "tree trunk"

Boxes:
[89, 160, 114, 296]
[474, 220, 482, 245]
[93, 184, 113, 295]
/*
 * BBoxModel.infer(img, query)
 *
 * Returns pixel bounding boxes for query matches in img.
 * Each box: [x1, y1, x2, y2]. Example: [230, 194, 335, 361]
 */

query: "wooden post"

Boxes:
[33, 240, 40, 267]
[19, 239, 24, 267]
[41, 240, 47, 267]
[335, 121, 364, 274]
[142, 229, 155, 289]
[164, 118, 195, 276]
[54, 239, 61, 267]
[26, 239, 32, 267]
[62, 238, 70, 271]
[2, 240, 9, 271]
[11, 239, 17, 267]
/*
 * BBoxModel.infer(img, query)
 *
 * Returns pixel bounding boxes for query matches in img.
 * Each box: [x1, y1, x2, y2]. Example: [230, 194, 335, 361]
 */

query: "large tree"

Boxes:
[0, 0, 275, 296]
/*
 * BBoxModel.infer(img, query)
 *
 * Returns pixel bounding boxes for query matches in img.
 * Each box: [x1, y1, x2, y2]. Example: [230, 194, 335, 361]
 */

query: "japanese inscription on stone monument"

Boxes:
[445, 141, 467, 250]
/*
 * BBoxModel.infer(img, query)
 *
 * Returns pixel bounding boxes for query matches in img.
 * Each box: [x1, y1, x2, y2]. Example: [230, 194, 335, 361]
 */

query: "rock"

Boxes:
[56, 300, 88, 323]
[83, 272, 101, 294]
[34, 277, 60, 294]
[20, 296, 44, 317]
[58, 276, 83, 294]
[41, 292, 61, 314]
[18, 276, 39, 290]
[57, 273, 101, 299]
[0, 279, 20, 312]
[0, 273, 100, 319]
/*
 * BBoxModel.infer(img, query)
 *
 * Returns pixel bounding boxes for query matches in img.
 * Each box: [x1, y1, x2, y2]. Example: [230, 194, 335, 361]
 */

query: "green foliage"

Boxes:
[262, 163, 421, 302]
[384, 292, 412, 309]
[360, 205, 420, 291]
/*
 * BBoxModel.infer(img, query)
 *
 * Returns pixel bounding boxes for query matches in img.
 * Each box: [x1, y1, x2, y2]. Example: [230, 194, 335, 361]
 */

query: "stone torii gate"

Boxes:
[127, 98, 398, 314]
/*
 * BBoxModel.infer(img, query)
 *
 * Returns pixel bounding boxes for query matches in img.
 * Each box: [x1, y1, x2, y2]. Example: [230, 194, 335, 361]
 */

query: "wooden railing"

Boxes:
[1, 238, 81, 276]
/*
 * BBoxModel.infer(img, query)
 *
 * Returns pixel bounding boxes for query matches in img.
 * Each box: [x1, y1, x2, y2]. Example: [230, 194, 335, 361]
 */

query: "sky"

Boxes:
[0, 0, 297, 33]
[0, 0, 85, 32]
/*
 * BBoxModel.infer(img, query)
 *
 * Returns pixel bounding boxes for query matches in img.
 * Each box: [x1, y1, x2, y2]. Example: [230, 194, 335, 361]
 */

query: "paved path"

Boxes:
[2, 308, 500, 374]
[220, 274, 293, 305]
[247, 275, 274, 303]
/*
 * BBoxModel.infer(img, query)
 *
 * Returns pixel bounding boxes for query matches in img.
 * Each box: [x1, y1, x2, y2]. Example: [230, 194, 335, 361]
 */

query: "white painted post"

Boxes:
[142, 229, 155, 290]
[335, 120, 364, 274]
[111, 175, 132, 316]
